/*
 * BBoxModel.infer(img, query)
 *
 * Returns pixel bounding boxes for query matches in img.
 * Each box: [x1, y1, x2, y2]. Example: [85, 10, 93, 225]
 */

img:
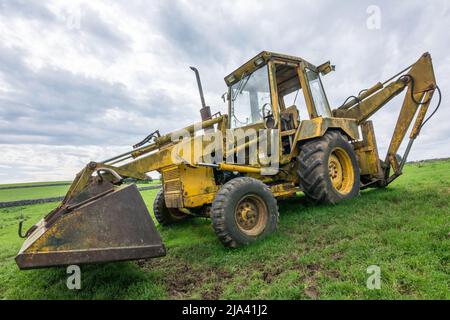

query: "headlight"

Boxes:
[226, 74, 236, 84]
[254, 57, 265, 66]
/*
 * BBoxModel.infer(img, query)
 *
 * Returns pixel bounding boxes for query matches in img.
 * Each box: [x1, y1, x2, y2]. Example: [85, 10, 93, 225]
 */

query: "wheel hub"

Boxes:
[328, 154, 344, 190]
[237, 202, 258, 229]
[234, 195, 268, 236]
[328, 147, 354, 195]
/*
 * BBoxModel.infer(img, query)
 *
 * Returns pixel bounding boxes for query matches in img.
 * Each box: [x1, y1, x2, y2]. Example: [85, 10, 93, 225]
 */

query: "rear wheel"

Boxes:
[211, 177, 279, 248]
[153, 189, 190, 226]
[297, 130, 360, 204]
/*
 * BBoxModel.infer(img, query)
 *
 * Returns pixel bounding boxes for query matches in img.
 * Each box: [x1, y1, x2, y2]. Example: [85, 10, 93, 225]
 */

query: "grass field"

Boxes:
[0, 185, 71, 202]
[0, 180, 160, 202]
[0, 161, 448, 299]
[0, 181, 71, 188]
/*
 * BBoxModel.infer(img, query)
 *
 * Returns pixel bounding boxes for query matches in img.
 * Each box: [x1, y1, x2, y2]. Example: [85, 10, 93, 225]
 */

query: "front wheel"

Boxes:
[211, 177, 279, 248]
[153, 189, 190, 226]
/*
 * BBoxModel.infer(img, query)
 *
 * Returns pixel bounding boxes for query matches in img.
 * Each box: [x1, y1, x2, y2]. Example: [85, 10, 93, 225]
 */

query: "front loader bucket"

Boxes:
[16, 184, 165, 269]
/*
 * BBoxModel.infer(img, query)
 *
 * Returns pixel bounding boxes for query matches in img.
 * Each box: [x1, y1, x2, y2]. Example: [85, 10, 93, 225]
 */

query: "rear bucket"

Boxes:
[16, 184, 165, 269]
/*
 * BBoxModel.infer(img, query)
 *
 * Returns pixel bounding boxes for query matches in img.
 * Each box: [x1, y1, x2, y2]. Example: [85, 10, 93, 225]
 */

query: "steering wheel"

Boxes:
[260, 103, 272, 119]
[260, 103, 276, 128]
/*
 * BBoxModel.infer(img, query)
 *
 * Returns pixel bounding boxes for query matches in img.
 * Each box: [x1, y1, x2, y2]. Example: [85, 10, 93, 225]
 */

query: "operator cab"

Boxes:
[225, 51, 333, 154]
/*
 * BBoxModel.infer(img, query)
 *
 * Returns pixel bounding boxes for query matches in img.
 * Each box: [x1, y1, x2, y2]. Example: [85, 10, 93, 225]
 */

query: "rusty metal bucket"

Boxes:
[16, 184, 165, 269]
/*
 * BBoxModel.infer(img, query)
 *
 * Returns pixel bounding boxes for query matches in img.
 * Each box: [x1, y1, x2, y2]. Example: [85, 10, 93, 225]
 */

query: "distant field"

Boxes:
[0, 161, 448, 299]
[0, 185, 71, 202]
[0, 180, 161, 202]
[0, 181, 72, 188]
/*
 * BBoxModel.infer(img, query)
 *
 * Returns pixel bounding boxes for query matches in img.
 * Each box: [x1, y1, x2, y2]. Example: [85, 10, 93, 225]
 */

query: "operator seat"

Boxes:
[280, 105, 300, 154]
[280, 105, 300, 131]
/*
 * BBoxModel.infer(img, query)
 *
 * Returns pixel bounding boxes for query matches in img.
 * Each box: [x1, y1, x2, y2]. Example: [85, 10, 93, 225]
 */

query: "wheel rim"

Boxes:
[234, 194, 268, 236]
[328, 147, 354, 195]
[168, 208, 187, 219]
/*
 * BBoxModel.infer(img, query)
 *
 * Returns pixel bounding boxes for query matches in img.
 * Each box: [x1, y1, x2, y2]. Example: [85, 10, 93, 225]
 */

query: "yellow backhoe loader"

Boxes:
[16, 51, 440, 269]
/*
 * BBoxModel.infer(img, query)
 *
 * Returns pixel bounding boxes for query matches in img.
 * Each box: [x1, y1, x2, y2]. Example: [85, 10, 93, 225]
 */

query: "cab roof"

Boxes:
[224, 51, 317, 86]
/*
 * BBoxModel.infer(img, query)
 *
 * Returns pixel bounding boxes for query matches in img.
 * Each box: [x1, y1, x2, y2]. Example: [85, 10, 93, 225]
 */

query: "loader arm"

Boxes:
[333, 52, 440, 186]
[15, 115, 228, 269]
[61, 114, 227, 204]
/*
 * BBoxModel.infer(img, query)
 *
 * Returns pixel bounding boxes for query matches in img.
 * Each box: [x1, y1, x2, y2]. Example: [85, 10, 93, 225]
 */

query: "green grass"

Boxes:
[0, 161, 449, 299]
[0, 180, 160, 188]
[0, 185, 71, 202]
[0, 181, 71, 188]
[0, 180, 160, 202]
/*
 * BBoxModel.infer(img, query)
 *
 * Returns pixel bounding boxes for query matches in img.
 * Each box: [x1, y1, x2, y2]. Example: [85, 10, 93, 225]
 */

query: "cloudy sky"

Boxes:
[0, 0, 449, 183]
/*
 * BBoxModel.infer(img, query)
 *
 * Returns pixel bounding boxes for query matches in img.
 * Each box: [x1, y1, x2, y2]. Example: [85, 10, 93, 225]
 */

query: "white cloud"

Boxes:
[0, 143, 125, 183]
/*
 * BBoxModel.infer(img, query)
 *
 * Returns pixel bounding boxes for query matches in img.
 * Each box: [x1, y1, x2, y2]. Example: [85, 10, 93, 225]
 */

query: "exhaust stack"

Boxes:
[190, 66, 212, 122]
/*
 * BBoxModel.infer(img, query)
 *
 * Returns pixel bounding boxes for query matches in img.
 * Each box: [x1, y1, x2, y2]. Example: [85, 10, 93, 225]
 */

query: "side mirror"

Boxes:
[221, 91, 230, 103]
[317, 61, 335, 76]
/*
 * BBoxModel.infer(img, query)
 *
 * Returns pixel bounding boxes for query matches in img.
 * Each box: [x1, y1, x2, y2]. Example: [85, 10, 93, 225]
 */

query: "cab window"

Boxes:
[305, 69, 331, 117]
[230, 66, 271, 128]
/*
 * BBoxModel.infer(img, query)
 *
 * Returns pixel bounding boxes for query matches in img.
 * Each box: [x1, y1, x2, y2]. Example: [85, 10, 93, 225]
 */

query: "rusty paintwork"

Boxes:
[16, 184, 165, 269]
[16, 51, 438, 269]
[333, 52, 437, 185]
[294, 117, 359, 143]
[353, 121, 383, 179]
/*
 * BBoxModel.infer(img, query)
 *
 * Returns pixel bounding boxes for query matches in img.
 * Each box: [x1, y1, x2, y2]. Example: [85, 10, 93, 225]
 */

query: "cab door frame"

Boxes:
[268, 59, 321, 164]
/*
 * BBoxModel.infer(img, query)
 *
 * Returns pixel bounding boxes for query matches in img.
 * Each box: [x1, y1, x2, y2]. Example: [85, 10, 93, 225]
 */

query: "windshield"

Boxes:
[230, 66, 271, 128]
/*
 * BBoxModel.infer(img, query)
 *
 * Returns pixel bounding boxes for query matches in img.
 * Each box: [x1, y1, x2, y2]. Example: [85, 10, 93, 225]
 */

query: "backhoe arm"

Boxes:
[333, 52, 439, 186]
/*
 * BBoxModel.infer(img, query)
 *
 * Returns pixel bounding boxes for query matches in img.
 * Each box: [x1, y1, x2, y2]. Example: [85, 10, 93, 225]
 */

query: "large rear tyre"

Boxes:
[211, 177, 279, 248]
[153, 189, 190, 226]
[297, 130, 360, 204]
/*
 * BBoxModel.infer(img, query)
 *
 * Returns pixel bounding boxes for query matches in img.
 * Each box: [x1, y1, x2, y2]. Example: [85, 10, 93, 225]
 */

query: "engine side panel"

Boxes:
[162, 164, 218, 208]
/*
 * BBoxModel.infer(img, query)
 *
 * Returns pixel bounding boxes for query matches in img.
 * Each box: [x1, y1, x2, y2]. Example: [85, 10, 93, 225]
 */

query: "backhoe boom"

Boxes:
[333, 52, 439, 186]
